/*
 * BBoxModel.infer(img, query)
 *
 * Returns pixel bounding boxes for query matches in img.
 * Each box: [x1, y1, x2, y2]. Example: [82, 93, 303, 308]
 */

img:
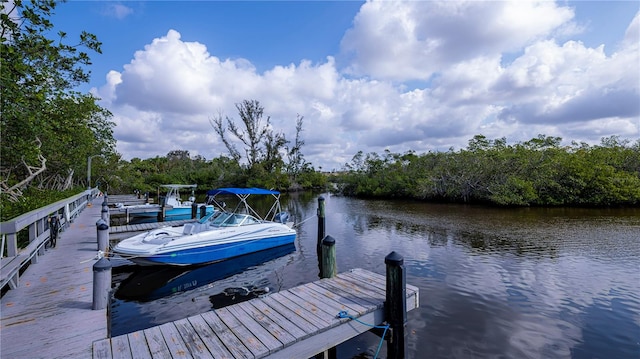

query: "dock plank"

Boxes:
[173, 317, 214, 359]
[260, 295, 322, 334]
[228, 303, 286, 352]
[1, 197, 107, 359]
[244, 299, 309, 342]
[273, 291, 334, 327]
[201, 311, 253, 359]
[158, 321, 193, 358]
[93, 338, 112, 359]
[111, 335, 133, 359]
[186, 315, 234, 359]
[143, 326, 172, 357]
[307, 281, 371, 314]
[216, 307, 270, 357]
[127, 331, 153, 359]
[315, 278, 380, 308]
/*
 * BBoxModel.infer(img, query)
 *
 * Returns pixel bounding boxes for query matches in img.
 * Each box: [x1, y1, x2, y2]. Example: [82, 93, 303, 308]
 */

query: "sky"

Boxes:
[49, 0, 639, 171]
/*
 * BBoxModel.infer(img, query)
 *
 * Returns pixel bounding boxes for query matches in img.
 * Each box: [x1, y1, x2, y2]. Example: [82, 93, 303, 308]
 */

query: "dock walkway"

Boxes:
[108, 219, 195, 241]
[1, 198, 107, 359]
[93, 268, 419, 359]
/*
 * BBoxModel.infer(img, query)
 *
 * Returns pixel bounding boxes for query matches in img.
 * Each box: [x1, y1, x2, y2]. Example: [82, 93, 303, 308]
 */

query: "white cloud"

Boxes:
[340, 1, 575, 81]
[104, 3, 133, 20]
[94, 1, 640, 171]
[622, 11, 640, 50]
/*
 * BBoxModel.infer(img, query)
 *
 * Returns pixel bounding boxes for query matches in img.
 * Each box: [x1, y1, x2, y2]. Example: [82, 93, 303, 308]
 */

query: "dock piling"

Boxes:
[96, 219, 109, 252]
[320, 235, 337, 279]
[200, 204, 207, 219]
[385, 251, 407, 358]
[316, 196, 325, 254]
[101, 198, 109, 223]
[92, 257, 112, 310]
[191, 202, 198, 219]
[157, 197, 165, 222]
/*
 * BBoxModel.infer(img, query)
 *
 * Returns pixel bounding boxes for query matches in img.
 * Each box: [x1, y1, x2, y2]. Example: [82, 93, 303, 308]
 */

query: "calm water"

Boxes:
[111, 193, 640, 358]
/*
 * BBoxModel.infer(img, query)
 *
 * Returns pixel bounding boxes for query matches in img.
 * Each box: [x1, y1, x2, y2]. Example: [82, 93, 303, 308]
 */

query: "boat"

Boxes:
[112, 187, 297, 266]
[118, 184, 215, 221]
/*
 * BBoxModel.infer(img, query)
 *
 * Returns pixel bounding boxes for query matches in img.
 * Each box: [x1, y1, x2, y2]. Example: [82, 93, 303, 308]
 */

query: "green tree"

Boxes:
[211, 99, 301, 190]
[1, 0, 115, 201]
[338, 134, 640, 207]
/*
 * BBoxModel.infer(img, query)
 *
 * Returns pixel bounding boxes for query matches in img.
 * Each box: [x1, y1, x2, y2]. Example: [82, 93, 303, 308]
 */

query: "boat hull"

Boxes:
[121, 233, 296, 266]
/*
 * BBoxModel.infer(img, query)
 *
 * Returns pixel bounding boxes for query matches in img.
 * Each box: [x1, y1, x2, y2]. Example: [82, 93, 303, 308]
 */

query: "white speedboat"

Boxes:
[113, 188, 296, 266]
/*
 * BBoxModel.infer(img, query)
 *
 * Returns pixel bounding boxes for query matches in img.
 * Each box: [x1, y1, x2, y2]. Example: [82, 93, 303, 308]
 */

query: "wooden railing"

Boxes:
[0, 188, 101, 291]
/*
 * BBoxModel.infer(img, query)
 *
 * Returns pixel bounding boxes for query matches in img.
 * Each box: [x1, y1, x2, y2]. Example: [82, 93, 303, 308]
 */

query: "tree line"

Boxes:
[337, 135, 640, 206]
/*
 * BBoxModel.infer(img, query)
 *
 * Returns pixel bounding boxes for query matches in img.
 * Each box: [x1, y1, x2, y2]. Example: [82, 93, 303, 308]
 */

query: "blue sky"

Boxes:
[48, 1, 639, 170]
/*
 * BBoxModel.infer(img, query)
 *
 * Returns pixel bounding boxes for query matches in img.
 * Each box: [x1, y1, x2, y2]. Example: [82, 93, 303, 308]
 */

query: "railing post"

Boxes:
[6, 233, 18, 257]
[96, 219, 109, 252]
[92, 257, 112, 310]
[385, 251, 407, 359]
[320, 235, 337, 279]
[64, 203, 71, 226]
[28, 222, 39, 264]
[37, 218, 46, 256]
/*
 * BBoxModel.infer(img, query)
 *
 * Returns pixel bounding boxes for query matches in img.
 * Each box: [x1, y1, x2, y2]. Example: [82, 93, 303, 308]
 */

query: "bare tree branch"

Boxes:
[0, 138, 47, 202]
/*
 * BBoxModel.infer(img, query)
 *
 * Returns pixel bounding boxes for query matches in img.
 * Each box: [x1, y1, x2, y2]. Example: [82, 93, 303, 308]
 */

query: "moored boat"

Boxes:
[119, 184, 215, 221]
[112, 187, 296, 266]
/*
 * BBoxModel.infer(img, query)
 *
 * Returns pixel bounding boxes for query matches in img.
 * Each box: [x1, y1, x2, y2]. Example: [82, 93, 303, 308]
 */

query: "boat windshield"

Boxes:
[197, 211, 218, 224]
[207, 212, 259, 227]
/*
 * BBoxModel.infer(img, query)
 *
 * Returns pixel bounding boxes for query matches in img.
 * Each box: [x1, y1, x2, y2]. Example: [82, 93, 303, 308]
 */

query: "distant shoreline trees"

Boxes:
[337, 135, 640, 207]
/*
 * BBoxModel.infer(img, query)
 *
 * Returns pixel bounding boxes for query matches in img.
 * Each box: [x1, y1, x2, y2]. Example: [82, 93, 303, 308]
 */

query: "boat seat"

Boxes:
[183, 223, 203, 235]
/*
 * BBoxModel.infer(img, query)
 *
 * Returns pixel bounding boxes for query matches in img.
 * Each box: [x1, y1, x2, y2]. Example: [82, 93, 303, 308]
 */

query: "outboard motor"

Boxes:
[274, 211, 290, 223]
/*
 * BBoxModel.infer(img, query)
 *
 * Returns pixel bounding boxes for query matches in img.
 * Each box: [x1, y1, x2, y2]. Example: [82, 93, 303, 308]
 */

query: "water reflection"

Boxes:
[114, 243, 296, 302]
[110, 243, 297, 336]
[321, 196, 640, 358]
[110, 194, 640, 358]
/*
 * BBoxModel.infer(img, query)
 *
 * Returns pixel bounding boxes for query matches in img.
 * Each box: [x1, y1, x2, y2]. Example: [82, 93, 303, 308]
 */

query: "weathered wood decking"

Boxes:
[1, 198, 107, 359]
[93, 268, 419, 359]
[108, 219, 195, 241]
[2, 195, 420, 359]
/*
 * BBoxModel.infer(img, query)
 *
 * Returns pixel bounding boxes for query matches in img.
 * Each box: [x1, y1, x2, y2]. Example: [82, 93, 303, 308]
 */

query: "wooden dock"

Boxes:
[108, 219, 195, 241]
[105, 194, 152, 206]
[2, 193, 420, 359]
[93, 268, 419, 359]
[1, 197, 107, 359]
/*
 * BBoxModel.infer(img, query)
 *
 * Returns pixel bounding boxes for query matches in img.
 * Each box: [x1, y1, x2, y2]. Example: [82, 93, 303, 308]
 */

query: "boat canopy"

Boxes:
[206, 188, 280, 196]
[205, 187, 284, 222]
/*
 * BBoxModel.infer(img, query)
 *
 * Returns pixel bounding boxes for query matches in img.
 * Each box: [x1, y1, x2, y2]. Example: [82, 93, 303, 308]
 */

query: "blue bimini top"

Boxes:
[205, 187, 280, 196]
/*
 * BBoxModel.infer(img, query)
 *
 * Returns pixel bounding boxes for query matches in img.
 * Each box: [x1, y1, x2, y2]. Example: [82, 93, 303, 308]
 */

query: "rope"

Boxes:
[336, 311, 390, 359]
[292, 215, 315, 228]
[80, 250, 105, 263]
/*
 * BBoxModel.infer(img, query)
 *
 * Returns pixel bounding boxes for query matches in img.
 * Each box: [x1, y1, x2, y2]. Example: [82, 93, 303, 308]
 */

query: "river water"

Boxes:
[110, 192, 640, 358]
